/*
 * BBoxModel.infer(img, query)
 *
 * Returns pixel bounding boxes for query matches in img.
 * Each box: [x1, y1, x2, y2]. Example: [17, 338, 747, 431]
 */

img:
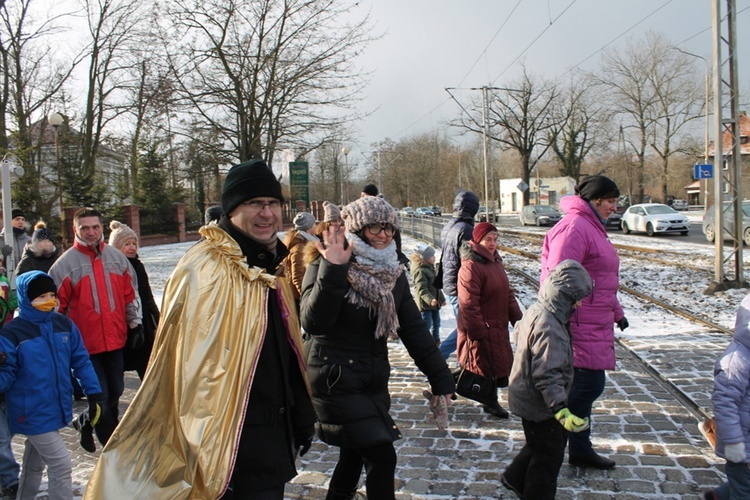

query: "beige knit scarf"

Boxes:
[344, 233, 402, 339]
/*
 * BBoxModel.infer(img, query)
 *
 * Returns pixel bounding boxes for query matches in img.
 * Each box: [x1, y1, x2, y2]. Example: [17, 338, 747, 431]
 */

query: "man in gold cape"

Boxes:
[85, 160, 316, 499]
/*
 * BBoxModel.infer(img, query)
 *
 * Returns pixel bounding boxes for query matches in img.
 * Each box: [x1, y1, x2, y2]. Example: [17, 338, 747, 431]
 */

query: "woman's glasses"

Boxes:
[365, 223, 396, 236]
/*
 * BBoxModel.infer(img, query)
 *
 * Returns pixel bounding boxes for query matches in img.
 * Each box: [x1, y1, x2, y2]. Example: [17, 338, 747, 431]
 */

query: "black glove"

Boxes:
[87, 393, 103, 426]
[127, 325, 145, 349]
[296, 436, 313, 457]
[617, 317, 629, 331]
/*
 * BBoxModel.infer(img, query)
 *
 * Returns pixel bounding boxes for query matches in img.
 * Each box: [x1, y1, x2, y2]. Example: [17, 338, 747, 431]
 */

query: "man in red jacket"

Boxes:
[49, 207, 142, 450]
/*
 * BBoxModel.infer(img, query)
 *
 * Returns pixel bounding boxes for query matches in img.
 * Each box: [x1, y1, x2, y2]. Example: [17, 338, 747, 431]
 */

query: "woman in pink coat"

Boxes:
[457, 222, 523, 418]
[540, 175, 628, 470]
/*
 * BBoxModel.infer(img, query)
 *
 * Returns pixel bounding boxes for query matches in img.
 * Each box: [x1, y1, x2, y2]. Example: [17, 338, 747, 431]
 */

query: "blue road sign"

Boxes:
[694, 164, 713, 179]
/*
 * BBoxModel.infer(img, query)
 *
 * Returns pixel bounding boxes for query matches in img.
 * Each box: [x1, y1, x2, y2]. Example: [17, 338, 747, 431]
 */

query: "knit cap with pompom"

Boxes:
[31, 221, 56, 245]
[108, 220, 138, 251]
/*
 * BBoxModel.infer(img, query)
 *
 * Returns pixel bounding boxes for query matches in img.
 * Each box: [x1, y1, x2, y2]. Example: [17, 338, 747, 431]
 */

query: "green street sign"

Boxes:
[289, 162, 310, 207]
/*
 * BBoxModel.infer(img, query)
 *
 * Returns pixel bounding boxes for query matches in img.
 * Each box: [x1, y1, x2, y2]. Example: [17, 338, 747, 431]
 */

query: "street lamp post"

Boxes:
[674, 47, 710, 207]
[48, 112, 65, 245]
[341, 146, 351, 205]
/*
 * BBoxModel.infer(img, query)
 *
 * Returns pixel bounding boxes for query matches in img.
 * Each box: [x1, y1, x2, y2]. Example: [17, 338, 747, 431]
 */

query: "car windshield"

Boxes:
[535, 206, 557, 213]
[646, 205, 677, 215]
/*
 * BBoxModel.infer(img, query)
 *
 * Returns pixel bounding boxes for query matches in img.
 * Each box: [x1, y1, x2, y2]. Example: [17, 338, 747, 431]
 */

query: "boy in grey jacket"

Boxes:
[502, 260, 593, 499]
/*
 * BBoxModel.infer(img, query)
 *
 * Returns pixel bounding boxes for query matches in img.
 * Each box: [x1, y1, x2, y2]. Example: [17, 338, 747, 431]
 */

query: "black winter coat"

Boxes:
[300, 257, 454, 449]
[123, 256, 160, 375]
[15, 246, 60, 276]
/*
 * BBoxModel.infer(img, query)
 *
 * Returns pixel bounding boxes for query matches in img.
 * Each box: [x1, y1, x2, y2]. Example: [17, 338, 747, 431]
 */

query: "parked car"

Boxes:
[702, 200, 750, 245]
[399, 207, 415, 217]
[475, 206, 489, 222]
[672, 199, 689, 211]
[606, 211, 623, 230]
[519, 205, 562, 226]
[621, 203, 690, 236]
[415, 207, 433, 216]
[431, 205, 442, 217]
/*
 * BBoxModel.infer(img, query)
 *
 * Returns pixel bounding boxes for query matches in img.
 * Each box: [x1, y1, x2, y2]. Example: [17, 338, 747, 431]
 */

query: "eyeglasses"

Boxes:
[242, 199, 282, 211]
[365, 223, 395, 236]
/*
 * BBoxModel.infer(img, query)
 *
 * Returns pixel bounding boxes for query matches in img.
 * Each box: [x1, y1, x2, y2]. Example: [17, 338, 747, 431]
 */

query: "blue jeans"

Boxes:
[421, 310, 441, 344]
[438, 295, 460, 360]
[714, 462, 750, 499]
[566, 368, 606, 458]
[0, 401, 19, 490]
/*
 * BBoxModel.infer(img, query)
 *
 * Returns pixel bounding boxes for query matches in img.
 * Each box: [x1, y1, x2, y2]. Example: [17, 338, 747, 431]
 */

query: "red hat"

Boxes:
[472, 222, 498, 243]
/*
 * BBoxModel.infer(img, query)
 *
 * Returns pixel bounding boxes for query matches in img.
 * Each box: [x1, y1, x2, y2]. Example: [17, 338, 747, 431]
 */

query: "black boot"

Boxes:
[482, 400, 509, 419]
[569, 450, 616, 469]
[325, 488, 357, 500]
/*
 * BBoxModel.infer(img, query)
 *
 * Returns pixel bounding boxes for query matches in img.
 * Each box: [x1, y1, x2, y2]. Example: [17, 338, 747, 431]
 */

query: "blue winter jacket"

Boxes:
[712, 293, 750, 463]
[439, 191, 479, 297]
[0, 270, 101, 435]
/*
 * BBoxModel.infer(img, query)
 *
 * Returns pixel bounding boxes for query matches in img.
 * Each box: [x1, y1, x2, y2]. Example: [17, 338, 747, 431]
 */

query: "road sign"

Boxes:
[694, 163, 713, 179]
[517, 181, 529, 192]
[289, 161, 310, 206]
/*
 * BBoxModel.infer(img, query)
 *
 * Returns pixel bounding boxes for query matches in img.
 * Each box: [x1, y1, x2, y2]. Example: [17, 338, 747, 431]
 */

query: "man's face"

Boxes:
[11, 216, 25, 230]
[229, 197, 282, 242]
[75, 216, 103, 246]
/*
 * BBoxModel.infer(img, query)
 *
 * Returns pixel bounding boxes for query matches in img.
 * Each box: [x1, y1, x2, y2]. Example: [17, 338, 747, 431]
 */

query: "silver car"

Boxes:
[702, 201, 750, 245]
[520, 205, 562, 226]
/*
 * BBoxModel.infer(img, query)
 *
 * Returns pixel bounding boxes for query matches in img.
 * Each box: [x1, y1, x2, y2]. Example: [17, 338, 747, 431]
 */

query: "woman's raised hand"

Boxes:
[317, 226, 353, 265]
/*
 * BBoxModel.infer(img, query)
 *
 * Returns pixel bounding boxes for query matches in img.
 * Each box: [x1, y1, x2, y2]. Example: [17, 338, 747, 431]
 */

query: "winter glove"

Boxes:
[127, 325, 145, 349]
[423, 390, 450, 430]
[724, 442, 747, 463]
[617, 317, 629, 331]
[555, 407, 590, 433]
[87, 393, 103, 427]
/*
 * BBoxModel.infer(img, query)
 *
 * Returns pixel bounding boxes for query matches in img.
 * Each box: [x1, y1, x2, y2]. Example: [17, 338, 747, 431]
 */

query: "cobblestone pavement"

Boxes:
[10, 337, 724, 499]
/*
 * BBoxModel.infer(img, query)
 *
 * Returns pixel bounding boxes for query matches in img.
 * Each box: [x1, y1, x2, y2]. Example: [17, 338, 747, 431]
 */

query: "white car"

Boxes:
[672, 199, 689, 211]
[620, 203, 690, 236]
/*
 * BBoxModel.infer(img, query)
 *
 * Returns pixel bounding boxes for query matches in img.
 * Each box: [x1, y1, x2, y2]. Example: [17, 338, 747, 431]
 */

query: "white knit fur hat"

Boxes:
[108, 220, 138, 251]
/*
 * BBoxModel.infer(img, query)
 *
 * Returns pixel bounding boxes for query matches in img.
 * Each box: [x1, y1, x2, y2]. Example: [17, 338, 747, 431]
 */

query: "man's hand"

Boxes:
[555, 407, 589, 433]
[317, 226, 353, 265]
[127, 325, 145, 349]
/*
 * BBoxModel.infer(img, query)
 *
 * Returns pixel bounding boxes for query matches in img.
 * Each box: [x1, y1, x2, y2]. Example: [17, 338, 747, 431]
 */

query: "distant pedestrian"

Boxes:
[437, 191, 480, 360]
[16, 221, 61, 276]
[0, 209, 31, 271]
[503, 260, 593, 500]
[300, 195, 454, 499]
[540, 175, 627, 470]
[204, 206, 222, 225]
[108, 221, 160, 380]
[457, 222, 522, 419]
[410, 243, 444, 344]
[283, 211, 318, 300]
[0, 271, 102, 500]
[704, 294, 750, 500]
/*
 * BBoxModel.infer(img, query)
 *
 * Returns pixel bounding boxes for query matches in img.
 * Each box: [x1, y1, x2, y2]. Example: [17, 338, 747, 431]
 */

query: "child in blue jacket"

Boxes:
[0, 271, 102, 500]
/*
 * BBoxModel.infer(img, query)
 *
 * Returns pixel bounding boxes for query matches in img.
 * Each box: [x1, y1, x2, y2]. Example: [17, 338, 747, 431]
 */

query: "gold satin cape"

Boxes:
[84, 225, 307, 499]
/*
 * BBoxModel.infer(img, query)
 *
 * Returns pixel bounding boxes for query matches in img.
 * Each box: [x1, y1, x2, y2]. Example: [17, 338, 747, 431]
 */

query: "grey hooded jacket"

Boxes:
[508, 260, 593, 422]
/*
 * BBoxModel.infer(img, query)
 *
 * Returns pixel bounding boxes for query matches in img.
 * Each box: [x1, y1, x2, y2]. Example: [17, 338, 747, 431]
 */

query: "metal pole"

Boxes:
[481, 86, 490, 221]
[53, 125, 65, 245]
[711, 0, 724, 284]
[1, 159, 16, 289]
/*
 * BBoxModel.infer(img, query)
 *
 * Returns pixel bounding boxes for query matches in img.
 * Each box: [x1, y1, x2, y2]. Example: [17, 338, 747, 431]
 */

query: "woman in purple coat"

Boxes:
[540, 175, 628, 470]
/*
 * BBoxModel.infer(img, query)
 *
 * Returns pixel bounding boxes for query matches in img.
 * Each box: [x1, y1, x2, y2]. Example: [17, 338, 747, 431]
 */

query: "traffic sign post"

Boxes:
[694, 163, 713, 179]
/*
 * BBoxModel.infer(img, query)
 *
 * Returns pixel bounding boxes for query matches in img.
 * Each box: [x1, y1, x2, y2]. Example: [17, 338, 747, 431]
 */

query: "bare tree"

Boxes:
[593, 32, 701, 203]
[162, 0, 374, 167]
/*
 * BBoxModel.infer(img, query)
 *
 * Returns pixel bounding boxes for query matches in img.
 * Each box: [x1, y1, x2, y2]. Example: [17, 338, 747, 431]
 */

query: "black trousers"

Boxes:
[503, 418, 567, 500]
[88, 349, 124, 446]
[327, 443, 397, 500]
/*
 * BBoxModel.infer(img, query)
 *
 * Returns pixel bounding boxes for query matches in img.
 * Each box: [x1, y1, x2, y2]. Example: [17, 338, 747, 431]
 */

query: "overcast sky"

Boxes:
[344, 0, 750, 162]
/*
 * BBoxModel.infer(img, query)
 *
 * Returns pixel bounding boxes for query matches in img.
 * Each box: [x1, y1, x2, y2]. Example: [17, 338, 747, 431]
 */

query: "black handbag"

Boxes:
[454, 367, 497, 406]
[433, 262, 443, 289]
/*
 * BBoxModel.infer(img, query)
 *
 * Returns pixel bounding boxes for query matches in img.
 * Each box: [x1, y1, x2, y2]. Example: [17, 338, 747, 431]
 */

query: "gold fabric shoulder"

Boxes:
[84, 225, 305, 499]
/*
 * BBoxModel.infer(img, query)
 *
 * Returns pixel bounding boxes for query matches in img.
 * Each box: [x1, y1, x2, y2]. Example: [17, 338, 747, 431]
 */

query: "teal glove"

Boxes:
[555, 407, 590, 433]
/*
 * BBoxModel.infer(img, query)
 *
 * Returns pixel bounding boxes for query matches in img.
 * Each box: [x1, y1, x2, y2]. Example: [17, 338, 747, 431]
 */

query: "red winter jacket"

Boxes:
[457, 241, 523, 379]
[49, 236, 140, 355]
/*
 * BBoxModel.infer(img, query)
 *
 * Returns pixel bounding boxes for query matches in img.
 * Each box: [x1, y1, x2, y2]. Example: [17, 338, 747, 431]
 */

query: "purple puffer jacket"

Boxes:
[540, 195, 624, 370]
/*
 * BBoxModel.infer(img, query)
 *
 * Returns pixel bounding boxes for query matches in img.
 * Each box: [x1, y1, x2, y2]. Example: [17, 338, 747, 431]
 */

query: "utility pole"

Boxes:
[707, 0, 745, 293]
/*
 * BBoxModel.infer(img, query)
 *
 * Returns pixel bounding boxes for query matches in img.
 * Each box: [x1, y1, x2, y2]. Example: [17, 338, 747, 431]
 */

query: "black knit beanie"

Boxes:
[221, 159, 283, 217]
[11, 208, 24, 219]
[27, 274, 57, 301]
[575, 175, 620, 201]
